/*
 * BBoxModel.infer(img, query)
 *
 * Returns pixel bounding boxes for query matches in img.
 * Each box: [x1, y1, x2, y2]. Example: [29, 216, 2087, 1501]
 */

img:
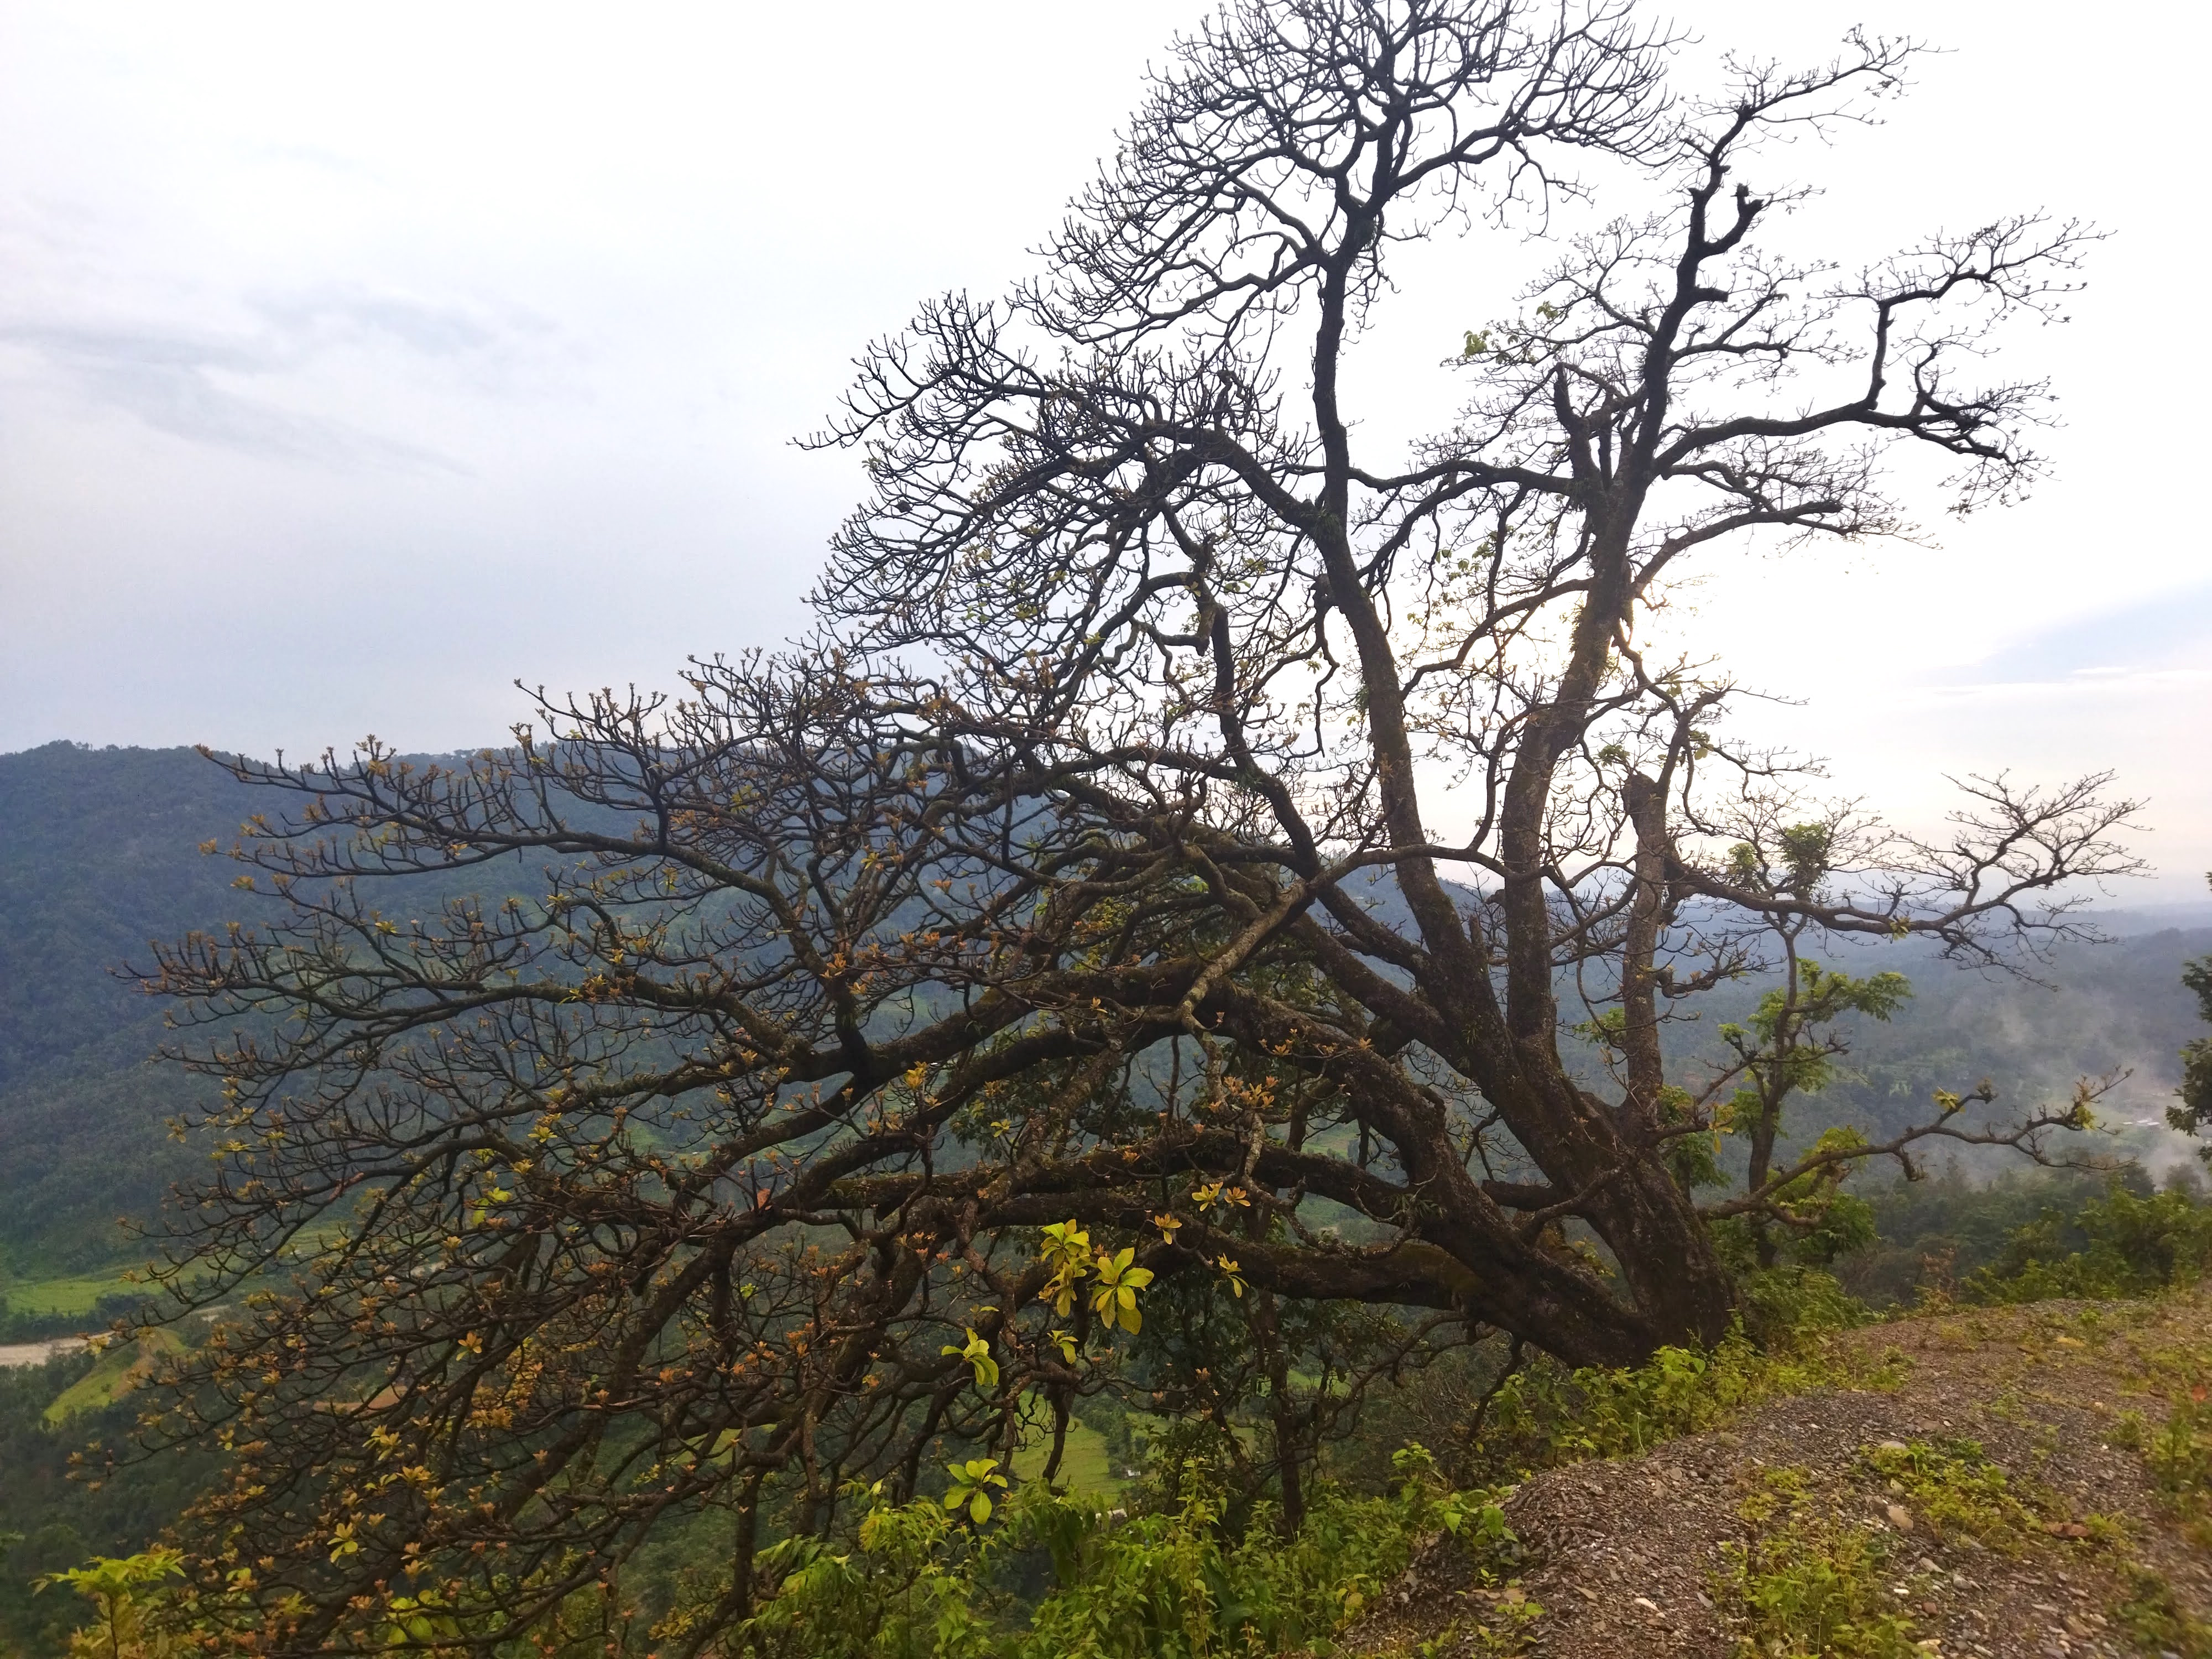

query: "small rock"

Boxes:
[1887, 1504, 1914, 1531]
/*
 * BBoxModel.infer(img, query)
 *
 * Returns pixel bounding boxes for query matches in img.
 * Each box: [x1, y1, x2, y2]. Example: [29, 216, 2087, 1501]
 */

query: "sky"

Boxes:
[1, 0, 2207, 898]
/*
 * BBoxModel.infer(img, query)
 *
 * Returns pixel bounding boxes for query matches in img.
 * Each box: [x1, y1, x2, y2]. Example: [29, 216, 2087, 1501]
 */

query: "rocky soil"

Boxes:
[1347, 1293, 2212, 1658]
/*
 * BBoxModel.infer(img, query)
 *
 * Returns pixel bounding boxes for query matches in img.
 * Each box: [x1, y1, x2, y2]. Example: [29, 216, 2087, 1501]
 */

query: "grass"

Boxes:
[1010, 1413, 1125, 1493]
[1716, 1441, 2051, 1659]
[1720, 1465, 1918, 1659]
[1712, 1297, 2212, 1658]
[44, 1326, 184, 1425]
[1858, 1437, 2048, 1553]
[4, 1269, 135, 1317]
[2114, 1562, 2212, 1658]
[2098, 1319, 2212, 1653]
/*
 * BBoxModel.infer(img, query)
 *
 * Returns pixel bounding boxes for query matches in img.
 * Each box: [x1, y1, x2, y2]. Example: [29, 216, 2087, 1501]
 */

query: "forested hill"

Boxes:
[1, 739, 2208, 1271]
[0, 748, 270, 1265]
[0, 744, 263, 1079]
[1665, 910, 2212, 1155]
[0, 742, 513, 1268]
[0, 741, 539, 1270]
[0, 744, 268, 1265]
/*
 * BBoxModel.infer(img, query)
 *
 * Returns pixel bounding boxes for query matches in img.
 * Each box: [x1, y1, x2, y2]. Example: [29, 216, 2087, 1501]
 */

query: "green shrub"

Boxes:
[1735, 1266, 1870, 1343]
[1967, 1181, 2212, 1303]
[2145, 1392, 2212, 1524]
[1468, 1318, 1869, 1479]
[34, 1551, 186, 1659]
[722, 1446, 1511, 1659]
[1720, 1467, 1917, 1659]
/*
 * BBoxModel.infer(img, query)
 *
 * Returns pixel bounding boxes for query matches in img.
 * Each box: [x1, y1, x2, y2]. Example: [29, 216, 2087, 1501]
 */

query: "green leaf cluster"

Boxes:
[1967, 1181, 2212, 1303]
[727, 1451, 1513, 1659]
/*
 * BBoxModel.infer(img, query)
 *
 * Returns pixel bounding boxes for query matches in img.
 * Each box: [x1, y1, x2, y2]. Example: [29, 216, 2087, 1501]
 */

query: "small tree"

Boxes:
[137, 1, 2137, 1647]
[38, 1552, 186, 1659]
[1678, 818, 1912, 1270]
[2169, 873, 2212, 1158]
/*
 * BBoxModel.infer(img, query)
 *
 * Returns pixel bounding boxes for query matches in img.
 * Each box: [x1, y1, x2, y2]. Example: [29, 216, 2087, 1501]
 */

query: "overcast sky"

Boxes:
[2, 1, 2207, 896]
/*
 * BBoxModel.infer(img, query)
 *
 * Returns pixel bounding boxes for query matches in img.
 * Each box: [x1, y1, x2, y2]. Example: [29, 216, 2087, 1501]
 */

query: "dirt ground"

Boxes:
[1345, 1292, 2212, 1657]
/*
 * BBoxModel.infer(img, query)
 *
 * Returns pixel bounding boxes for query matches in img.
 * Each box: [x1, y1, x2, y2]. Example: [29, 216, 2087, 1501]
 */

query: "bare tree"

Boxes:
[137, 1, 2137, 1647]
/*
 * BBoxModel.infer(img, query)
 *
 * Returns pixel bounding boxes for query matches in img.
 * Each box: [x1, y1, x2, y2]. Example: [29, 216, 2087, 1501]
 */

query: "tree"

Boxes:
[37, 1551, 186, 1659]
[136, 1, 2137, 1647]
[2169, 873, 2212, 1157]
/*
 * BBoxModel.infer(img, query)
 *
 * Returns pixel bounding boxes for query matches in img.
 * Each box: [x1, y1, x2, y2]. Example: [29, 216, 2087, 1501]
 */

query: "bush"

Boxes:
[722, 1448, 1510, 1659]
[1463, 1320, 1866, 1482]
[1966, 1181, 2212, 1303]
[1835, 1165, 2127, 1307]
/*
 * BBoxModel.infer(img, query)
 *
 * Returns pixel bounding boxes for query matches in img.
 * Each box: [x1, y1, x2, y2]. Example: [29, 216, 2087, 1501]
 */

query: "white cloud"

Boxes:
[0, 0, 2204, 890]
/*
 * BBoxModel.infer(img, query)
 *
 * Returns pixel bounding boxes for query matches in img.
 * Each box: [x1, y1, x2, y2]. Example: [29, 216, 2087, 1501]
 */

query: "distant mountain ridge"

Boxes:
[0, 744, 263, 1265]
[0, 743, 489, 1266]
[1, 740, 2206, 1267]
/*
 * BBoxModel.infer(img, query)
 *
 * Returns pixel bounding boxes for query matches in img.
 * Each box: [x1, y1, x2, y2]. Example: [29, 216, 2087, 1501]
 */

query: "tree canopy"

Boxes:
[135, 2, 2138, 1648]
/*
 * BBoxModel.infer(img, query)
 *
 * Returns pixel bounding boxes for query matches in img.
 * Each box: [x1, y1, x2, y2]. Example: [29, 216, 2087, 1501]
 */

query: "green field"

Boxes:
[1011, 1415, 1126, 1494]
[2, 1270, 134, 1317]
[44, 1326, 185, 1425]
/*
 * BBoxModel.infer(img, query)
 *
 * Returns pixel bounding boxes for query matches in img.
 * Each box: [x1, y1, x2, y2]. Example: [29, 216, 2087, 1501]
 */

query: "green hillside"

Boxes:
[41, 1326, 187, 1426]
[0, 744, 265, 1271]
[0, 742, 575, 1285]
[1, 739, 2207, 1285]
